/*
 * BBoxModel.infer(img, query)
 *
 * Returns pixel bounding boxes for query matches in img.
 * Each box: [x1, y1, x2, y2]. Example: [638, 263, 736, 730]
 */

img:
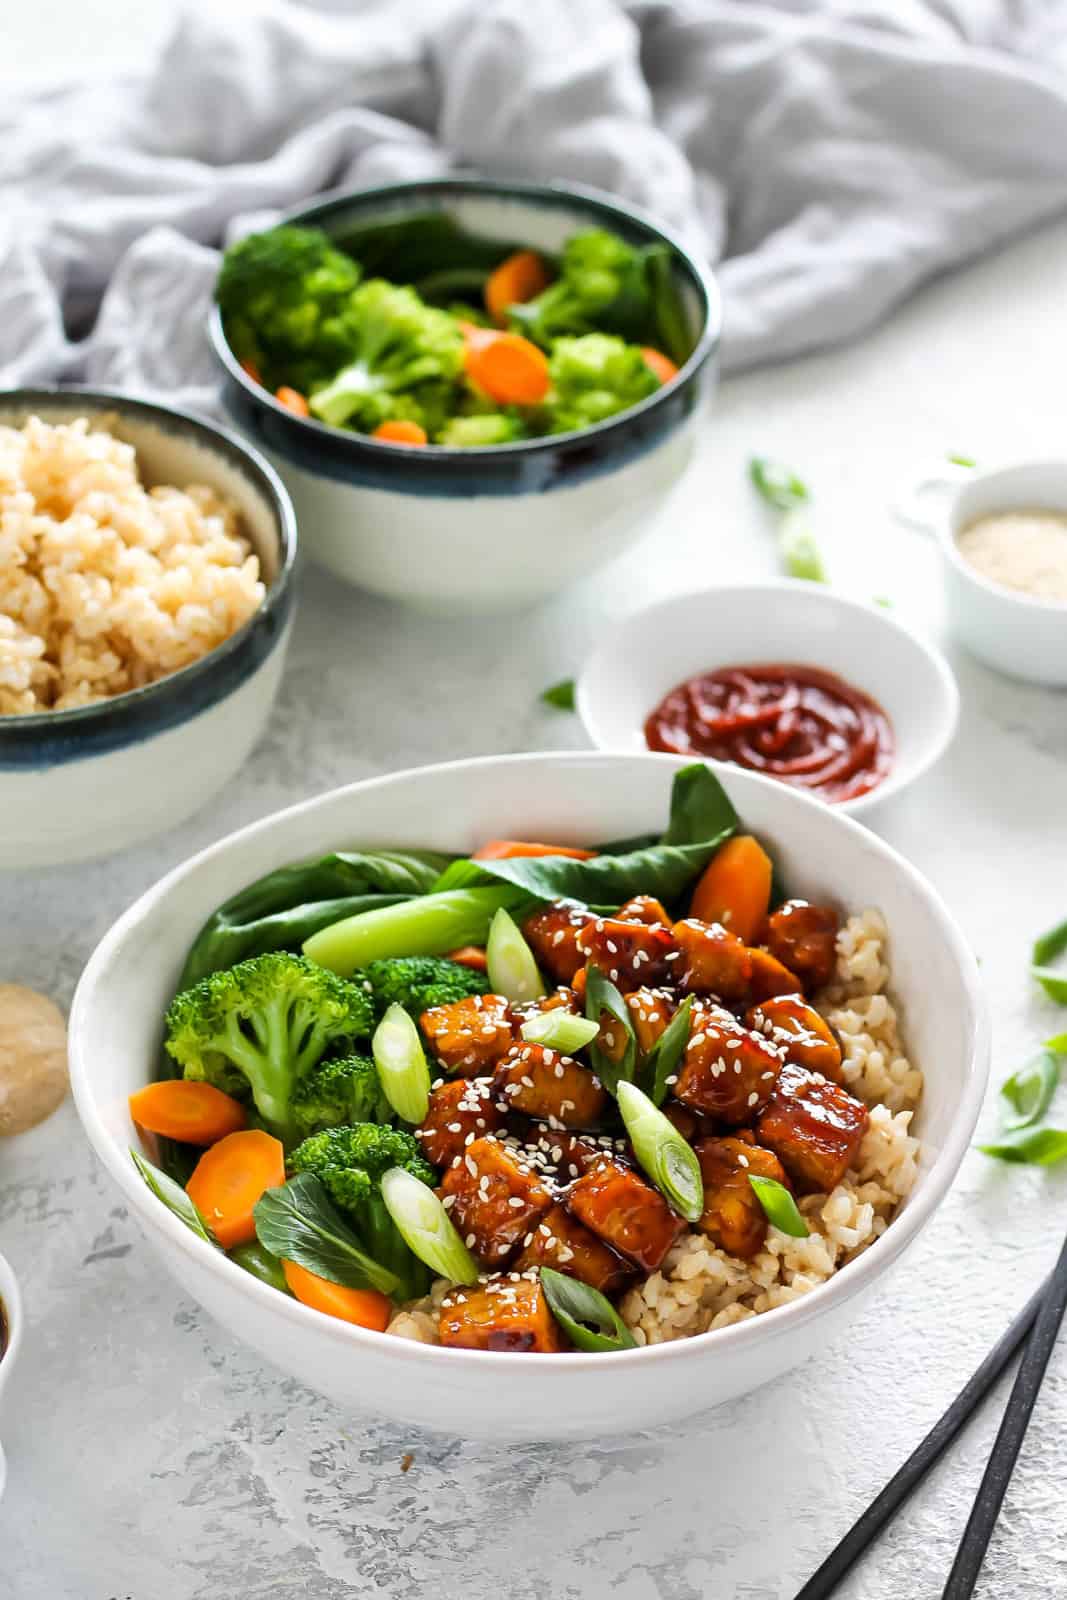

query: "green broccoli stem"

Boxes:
[223, 1005, 296, 1138]
[303, 886, 526, 977]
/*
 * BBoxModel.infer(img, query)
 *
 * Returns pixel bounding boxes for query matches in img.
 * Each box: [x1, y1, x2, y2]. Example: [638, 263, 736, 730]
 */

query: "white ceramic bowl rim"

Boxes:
[0, 1251, 23, 1393]
[210, 175, 722, 459]
[0, 385, 298, 733]
[576, 579, 961, 819]
[70, 752, 988, 1375]
[937, 459, 1067, 616]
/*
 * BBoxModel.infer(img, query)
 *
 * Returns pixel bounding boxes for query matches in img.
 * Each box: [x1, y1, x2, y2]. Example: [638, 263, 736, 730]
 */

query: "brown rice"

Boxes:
[0, 415, 264, 715]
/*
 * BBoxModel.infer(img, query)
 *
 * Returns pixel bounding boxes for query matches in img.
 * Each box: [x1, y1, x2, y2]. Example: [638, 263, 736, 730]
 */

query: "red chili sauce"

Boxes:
[644, 663, 894, 803]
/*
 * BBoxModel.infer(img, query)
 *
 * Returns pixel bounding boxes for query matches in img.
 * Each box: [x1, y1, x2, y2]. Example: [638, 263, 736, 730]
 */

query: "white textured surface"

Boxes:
[5, 12, 1067, 1592]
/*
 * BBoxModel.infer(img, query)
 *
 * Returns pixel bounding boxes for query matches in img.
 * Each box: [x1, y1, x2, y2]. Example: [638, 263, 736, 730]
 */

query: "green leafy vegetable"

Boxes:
[644, 995, 694, 1106]
[520, 1010, 601, 1054]
[291, 1053, 394, 1138]
[585, 964, 637, 1096]
[380, 1165, 481, 1285]
[540, 1266, 638, 1352]
[303, 885, 528, 976]
[616, 1081, 704, 1223]
[748, 1174, 809, 1237]
[130, 1149, 215, 1245]
[373, 1004, 432, 1125]
[541, 678, 577, 711]
[545, 333, 659, 434]
[486, 907, 546, 1003]
[364, 955, 488, 1018]
[1032, 917, 1067, 1003]
[254, 1172, 402, 1294]
[437, 413, 527, 447]
[507, 229, 682, 354]
[229, 1241, 291, 1293]
[978, 1128, 1067, 1166]
[999, 1042, 1065, 1132]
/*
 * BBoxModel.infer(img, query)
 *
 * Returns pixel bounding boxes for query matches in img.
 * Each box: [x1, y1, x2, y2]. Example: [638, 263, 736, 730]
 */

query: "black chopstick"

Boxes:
[793, 1275, 1049, 1600]
[941, 1227, 1067, 1598]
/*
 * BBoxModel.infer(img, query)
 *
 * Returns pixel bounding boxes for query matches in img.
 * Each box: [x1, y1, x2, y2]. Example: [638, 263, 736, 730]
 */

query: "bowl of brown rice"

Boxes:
[0, 389, 297, 867]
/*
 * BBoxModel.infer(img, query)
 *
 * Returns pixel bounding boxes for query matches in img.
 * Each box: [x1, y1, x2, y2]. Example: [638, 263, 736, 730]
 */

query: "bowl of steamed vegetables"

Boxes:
[211, 179, 719, 612]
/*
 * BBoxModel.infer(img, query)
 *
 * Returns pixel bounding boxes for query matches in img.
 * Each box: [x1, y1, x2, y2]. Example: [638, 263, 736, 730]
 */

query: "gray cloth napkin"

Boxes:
[3, 0, 1067, 411]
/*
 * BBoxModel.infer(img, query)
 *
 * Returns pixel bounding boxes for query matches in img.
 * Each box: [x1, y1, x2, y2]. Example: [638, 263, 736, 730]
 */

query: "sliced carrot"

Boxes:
[472, 839, 597, 861]
[240, 358, 262, 385]
[128, 1080, 247, 1146]
[373, 419, 428, 445]
[485, 250, 550, 325]
[275, 386, 310, 417]
[640, 347, 680, 385]
[185, 1129, 285, 1249]
[282, 1260, 392, 1330]
[447, 945, 489, 972]
[463, 330, 550, 405]
[689, 835, 773, 944]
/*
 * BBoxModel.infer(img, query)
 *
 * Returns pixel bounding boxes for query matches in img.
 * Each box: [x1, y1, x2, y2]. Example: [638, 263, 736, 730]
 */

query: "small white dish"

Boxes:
[0, 1251, 24, 1502]
[896, 459, 1067, 686]
[576, 581, 959, 818]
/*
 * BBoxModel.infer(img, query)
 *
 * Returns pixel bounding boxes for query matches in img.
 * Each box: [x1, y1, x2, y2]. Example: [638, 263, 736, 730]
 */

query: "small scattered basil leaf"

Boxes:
[978, 1128, 1067, 1166]
[229, 1241, 291, 1293]
[131, 1149, 215, 1245]
[253, 1173, 401, 1295]
[1031, 918, 1067, 1002]
[373, 1002, 431, 1124]
[748, 1174, 810, 1238]
[520, 1010, 601, 1054]
[779, 509, 829, 583]
[749, 456, 810, 513]
[617, 1080, 704, 1222]
[585, 962, 637, 1095]
[541, 678, 576, 712]
[947, 452, 976, 468]
[644, 995, 694, 1107]
[999, 1043, 1065, 1132]
[381, 1166, 480, 1286]
[486, 906, 546, 1003]
[540, 1267, 637, 1352]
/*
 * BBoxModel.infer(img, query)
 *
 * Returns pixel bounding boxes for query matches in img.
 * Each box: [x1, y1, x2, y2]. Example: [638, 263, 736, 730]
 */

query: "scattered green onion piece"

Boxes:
[540, 1266, 637, 1352]
[486, 906, 545, 1003]
[999, 1042, 1065, 1132]
[872, 595, 893, 609]
[229, 1241, 291, 1293]
[947, 452, 976, 468]
[779, 509, 828, 583]
[541, 678, 576, 711]
[748, 1174, 809, 1238]
[131, 1149, 214, 1245]
[381, 1166, 480, 1286]
[616, 1080, 704, 1223]
[644, 995, 693, 1107]
[978, 1128, 1067, 1166]
[520, 1010, 600, 1053]
[1032, 916, 1067, 1003]
[585, 962, 637, 1095]
[749, 456, 810, 512]
[372, 1003, 431, 1124]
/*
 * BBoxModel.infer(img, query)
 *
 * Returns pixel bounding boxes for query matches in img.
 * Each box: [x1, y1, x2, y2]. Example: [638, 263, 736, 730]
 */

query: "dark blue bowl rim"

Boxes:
[208, 175, 722, 461]
[0, 385, 297, 735]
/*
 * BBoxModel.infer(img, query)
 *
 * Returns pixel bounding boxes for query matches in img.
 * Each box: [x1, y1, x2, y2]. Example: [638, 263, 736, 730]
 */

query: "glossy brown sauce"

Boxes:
[644, 662, 894, 804]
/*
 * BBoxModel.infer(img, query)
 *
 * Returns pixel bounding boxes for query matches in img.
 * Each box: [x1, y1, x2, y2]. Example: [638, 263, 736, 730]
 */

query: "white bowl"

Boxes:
[577, 581, 960, 818]
[213, 179, 720, 614]
[0, 389, 297, 867]
[69, 752, 987, 1441]
[0, 1251, 24, 1502]
[897, 458, 1067, 685]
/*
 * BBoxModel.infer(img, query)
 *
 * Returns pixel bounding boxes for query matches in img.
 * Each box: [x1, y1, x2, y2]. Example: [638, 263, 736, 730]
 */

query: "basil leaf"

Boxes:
[644, 995, 694, 1106]
[978, 1128, 1067, 1166]
[749, 456, 811, 513]
[131, 1149, 215, 1245]
[541, 678, 576, 711]
[1000, 1043, 1065, 1132]
[660, 762, 740, 846]
[253, 1173, 401, 1295]
[748, 1174, 809, 1238]
[585, 963, 637, 1096]
[540, 1267, 637, 1352]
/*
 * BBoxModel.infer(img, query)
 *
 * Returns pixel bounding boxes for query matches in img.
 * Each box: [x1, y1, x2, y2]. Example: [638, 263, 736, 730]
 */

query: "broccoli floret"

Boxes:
[436, 413, 527, 448]
[165, 953, 374, 1141]
[290, 1053, 393, 1138]
[216, 225, 363, 392]
[507, 230, 652, 346]
[545, 333, 659, 434]
[290, 1123, 434, 1299]
[365, 956, 489, 1018]
[308, 281, 464, 430]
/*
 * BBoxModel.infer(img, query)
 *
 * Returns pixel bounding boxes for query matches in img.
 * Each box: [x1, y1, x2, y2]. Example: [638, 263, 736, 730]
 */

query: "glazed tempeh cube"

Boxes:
[415, 1077, 504, 1169]
[625, 986, 676, 1056]
[765, 899, 840, 992]
[522, 901, 594, 985]
[566, 1157, 684, 1272]
[576, 916, 677, 992]
[493, 1042, 607, 1128]
[438, 1135, 553, 1265]
[672, 918, 753, 1001]
[672, 1000, 782, 1124]
[514, 1203, 634, 1294]
[694, 1135, 790, 1259]
[420, 992, 516, 1076]
[439, 1275, 565, 1352]
[756, 1062, 868, 1192]
[746, 995, 843, 1082]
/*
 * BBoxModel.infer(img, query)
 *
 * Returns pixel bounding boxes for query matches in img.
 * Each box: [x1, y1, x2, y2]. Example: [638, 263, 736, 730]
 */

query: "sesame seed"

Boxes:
[465, 1233, 476, 1247]
[747, 1092, 759, 1107]
[447, 1122, 462, 1133]
[737, 1152, 750, 1168]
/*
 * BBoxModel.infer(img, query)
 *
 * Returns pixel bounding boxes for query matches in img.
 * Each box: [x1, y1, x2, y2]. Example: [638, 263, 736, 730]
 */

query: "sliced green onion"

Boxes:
[585, 962, 638, 1095]
[748, 1174, 809, 1237]
[131, 1149, 214, 1245]
[779, 509, 828, 582]
[520, 1010, 600, 1053]
[541, 678, 576, 711]
[381, 1166, 480, 1285]
[540, 1267, 637, 1352]
[616, 1080, 703, 1223]
[749, 456, 810, 512]
[1031, 917, 1067, 1003]
[486, 906, 545, 1003]
[999, 1043, 1065, 1132]
[978, 1128, 1067, 1166]
[644, 995, 693, 1107]
[947, 452, 976, 468]
[372, 1003, 431, 1124]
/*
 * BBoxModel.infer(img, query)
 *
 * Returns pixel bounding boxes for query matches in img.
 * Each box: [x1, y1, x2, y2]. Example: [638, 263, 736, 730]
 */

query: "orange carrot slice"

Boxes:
[282, 1260, 392, 1330]
[128, 1080, 247, 1146]
[446, 946, 489, 972]
[689, 835, 773, 944]
[240, 358, 262, 385]
[640, 347, 680, 385]
[372, 420, 428, 445]
[463, 330, 550, 405]
[185, 1129, 285, 1249]
[472, 840, 597, 861]
[485, 250, 550, 325]
[275, 386, 310, 416]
